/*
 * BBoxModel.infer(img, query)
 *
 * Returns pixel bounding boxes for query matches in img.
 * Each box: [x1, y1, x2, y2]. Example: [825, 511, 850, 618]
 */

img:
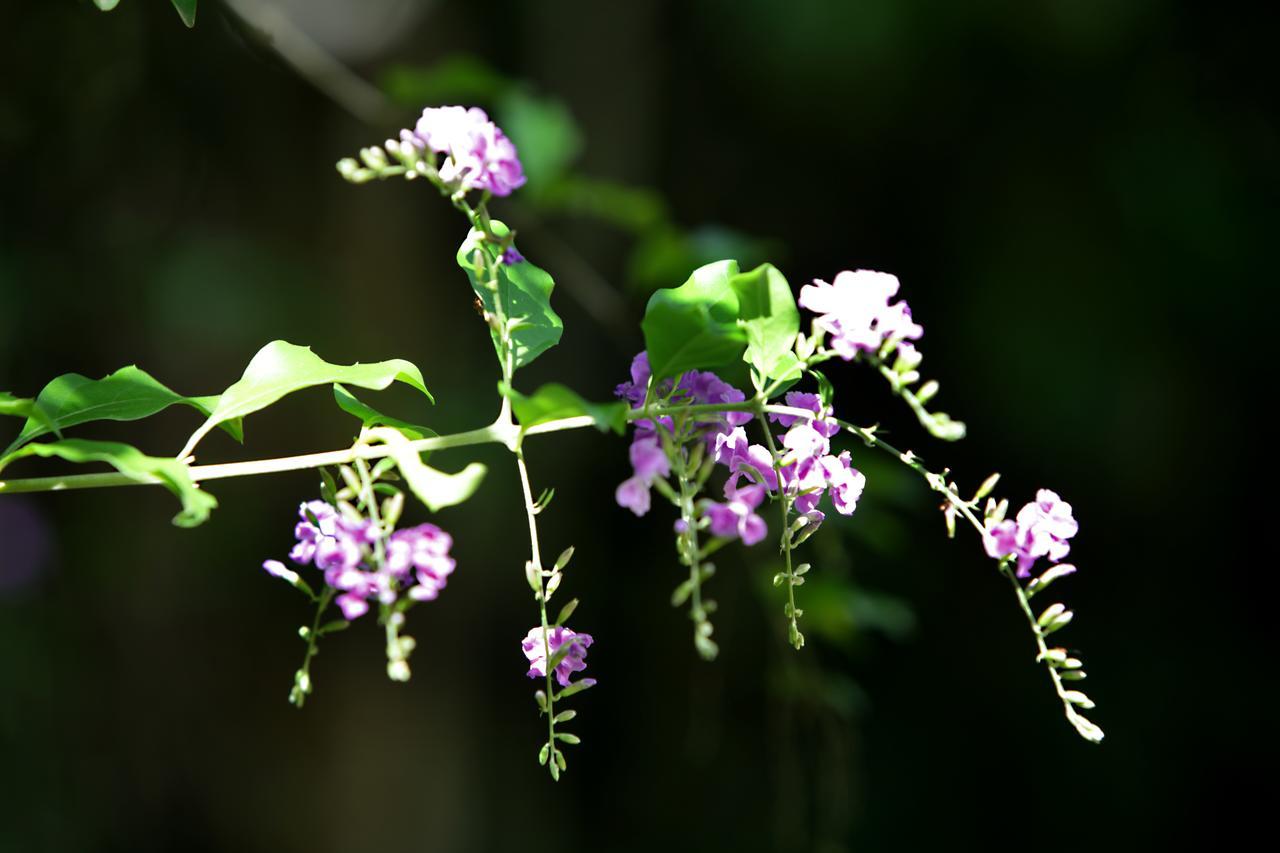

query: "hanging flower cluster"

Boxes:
[522, 625, 596, 688]
[264, 499, 456, 620]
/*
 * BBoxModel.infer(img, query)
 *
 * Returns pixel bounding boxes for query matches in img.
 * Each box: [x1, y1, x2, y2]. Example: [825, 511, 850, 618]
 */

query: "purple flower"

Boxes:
[614, 351, 652, 407]
[1015, 490, 1078, 563]
[769, 392, 839, 438]
[522, 625, 595, 687]
[501, 246, 525, 265]
[983, 489, 1078, 577]
[262, 559, 300, 586]
[704, 483, 769, 546]
[387, 523, 457, 601]
[336, 593, 369, 620]
[267, 499, 461, 620]
[614, 433, 672, 517]
[290, 500, 338, 565]
[615, 476, 652, 516]
[780, 455, 828, 515]
[412, 105, 526, 196]
[820, 451, 866, 515]
[798, 270, 923, 359]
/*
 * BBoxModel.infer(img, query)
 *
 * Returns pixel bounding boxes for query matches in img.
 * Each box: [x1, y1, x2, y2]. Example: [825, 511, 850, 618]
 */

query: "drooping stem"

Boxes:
[672, 445, 717, 660]
[765, 401, 1101, 741]
[290, 586, 335, 708]
[516, 445, 561, 776]
[756, 410, 803, 650]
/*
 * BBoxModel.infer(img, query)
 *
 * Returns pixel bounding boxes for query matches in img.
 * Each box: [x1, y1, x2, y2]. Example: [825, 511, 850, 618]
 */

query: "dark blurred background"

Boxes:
[1, 1, 1272, 851]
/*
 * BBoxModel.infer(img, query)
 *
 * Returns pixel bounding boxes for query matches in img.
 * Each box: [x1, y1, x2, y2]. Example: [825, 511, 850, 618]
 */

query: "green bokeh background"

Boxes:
[1, 2, 1270, 851]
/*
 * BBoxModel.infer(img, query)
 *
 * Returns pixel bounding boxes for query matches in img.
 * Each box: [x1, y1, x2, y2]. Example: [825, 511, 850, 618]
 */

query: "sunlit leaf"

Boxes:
[456, 221, 563, 370]
[93, 0, 121, 10]
[2, 366, 241, 458]
[332, 384, 437, 443]
[641, 260, 747, 381]
[1, 439, 216, 527]
[180, 341, 431, 457]
[0, 392, 33, 419]
[363, 427, 485, 512]
[171, 0, 196, 27]
[500, 382, 628, 434]
[731, 262, 802, 385]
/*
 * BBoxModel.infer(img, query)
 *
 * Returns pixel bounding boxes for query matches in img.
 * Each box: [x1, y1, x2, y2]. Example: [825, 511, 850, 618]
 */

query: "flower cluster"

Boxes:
[708, 391, 865, 543]
[983, 489, 1078, 577]
[263, 500, 456, 619]
[522, 625, 595, 688]
[613, 351, 751, 517]
[612, 349, 866, 548]
[799, 269, 922, 359]
[404, 106, 526, 197]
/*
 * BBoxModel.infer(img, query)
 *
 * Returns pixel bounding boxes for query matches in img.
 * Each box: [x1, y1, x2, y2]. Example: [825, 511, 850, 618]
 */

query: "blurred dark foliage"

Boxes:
[0, 1, 1273, 851]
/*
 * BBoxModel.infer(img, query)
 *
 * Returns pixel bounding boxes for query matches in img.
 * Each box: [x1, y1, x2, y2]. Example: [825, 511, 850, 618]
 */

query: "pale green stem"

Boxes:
[755, 410, 802, 649]
[515, 445, 559, 776]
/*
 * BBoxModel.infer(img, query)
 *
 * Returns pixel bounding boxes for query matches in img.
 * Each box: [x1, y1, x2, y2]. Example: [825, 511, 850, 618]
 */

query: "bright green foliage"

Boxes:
[0, 392, 34, 419]
[501, 382, 628, 434]
[4, 439, 216, 527]
[641, 260, 748, 381]
[170, 0, 196, 28]
[456, 222, 563, 370]
[364, 428, 486, 512]
[333, 384, 437, 442]
[2, 366, 241, 458]
[181, 341, 432, 457]
[92, 0, 120, 9]
[730, 262, 803, 385]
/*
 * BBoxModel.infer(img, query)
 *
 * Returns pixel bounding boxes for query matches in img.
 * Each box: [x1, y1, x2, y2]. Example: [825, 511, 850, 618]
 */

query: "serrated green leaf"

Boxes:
[3, 366, 242, 458]
[641, 260, 747, 381]
[499, 382, 628, 434]
[730, 262, 801, 384]
[333, 384, 437, 443]
[456, 222, 562, 370]
[180, 341, 431, 457]
[171, 0, 196, 27]
[1, 439, 215, 527]
[364, 427, 485, 512]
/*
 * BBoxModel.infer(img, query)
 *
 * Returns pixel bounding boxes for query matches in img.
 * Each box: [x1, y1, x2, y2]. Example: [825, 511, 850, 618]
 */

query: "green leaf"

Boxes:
[170, 0, 196, 27]
[641, 260, 747, 381]
[2, 439, 216, 527]
[456, 221, 563, 370]
[730, 262, 802, 384]
[332, 385, 437, 443]
[180, 341, 431, 457]
[498, 90, 583, 189]
[94, 0, 121, 10]
[0, 392, 33, 419]
[364, 427, 485, 512]
[499, 382, 628, 435]
[3, 366, 241, 458]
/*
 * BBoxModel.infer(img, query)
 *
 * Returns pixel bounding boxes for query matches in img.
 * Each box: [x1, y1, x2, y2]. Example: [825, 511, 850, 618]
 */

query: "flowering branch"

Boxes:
[2, 100, 1105, 778]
